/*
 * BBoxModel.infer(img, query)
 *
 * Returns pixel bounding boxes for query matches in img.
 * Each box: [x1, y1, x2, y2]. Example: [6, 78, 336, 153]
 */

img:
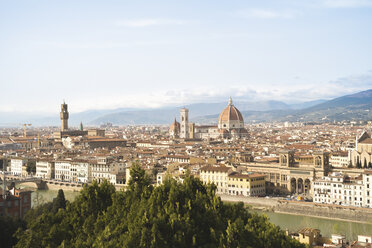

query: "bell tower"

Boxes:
[180, 108, 189, 139]
[60, 101, 69, 131]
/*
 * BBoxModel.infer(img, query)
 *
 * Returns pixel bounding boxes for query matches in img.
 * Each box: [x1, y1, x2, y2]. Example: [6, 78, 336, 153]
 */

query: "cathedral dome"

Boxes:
[218, 97, 244, 129]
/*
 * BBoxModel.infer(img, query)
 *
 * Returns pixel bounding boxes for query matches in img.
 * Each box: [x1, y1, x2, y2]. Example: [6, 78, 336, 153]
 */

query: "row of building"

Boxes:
[313, 171, 372, 208]
[8, 157, 127, 185]
[198, 165, 266, 196]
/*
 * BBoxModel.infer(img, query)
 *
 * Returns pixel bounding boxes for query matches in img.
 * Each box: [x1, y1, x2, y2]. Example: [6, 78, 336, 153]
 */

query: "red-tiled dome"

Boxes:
[218, 97, 243, 123]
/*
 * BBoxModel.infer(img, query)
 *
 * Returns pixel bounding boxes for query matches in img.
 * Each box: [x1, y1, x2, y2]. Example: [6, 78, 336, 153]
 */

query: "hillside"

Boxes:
[194, 89, 372, 123]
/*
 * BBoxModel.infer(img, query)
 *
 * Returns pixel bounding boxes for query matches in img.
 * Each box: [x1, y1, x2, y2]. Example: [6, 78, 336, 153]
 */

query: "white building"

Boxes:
[200, 165, 231, 194]
[10, 158, 27, 176]
[91, 157, 113, 183]
[363, 170, 372, 208]
[71, 161, 91, 183]
[313, 172, 368, 208]
[329, 152, 349, 168]
[55, 160, 72, 181]
[35, 160, 55, 179]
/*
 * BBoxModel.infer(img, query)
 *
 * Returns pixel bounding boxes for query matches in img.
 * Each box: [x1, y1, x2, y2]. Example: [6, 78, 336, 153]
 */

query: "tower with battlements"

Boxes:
[60, 102, 69, 131]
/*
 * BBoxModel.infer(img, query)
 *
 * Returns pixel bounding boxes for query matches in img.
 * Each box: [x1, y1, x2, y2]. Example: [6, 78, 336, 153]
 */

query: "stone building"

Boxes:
[241, 150, 330, 196]
[351, 131, 372, 168]
[169, 97, 248, 140]
[169, 118, 180, 138]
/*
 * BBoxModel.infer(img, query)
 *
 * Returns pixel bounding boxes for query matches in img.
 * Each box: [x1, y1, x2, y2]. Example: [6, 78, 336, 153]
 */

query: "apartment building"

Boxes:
[330, 152, 349, 168]
[227, 172, 266, 196]
[10, 158, 27, 176]
[55, 160, 72, 181]
[70, 160, 91, 183]
[35, 160, 55, 179]
[363, 170, 372, 208]
[200, 165, 231, 194]
[0, 188, 32, 218]
[91, 157, 113, 183]
[313, 172, 369, 208]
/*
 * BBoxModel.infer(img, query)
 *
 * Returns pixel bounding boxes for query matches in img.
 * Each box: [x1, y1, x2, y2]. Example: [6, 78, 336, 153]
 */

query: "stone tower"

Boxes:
[180, 108, 189, 139]
[60, 102, 69, 131]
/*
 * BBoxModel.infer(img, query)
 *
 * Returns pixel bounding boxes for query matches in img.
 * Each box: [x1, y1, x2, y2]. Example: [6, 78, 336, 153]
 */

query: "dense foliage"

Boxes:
[11, 164, 304, 248]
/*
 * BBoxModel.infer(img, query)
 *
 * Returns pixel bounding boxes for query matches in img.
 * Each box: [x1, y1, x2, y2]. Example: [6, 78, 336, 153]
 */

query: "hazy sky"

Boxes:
[1, 0, 372, 113]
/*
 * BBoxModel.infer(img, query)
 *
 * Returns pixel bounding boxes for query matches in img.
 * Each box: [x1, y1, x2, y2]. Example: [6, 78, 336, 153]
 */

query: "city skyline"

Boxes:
[1, 0, 372, 113]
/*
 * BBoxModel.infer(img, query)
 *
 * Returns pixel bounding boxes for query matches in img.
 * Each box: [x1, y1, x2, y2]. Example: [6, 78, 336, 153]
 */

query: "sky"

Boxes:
[1, 0, 372, 113]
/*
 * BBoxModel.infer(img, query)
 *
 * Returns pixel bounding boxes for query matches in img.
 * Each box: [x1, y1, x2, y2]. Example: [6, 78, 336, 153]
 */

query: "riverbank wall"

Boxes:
[18, 181, 83, 192]
[275, 200, 372, 223]
[219, 194, 372, 223]
[46, 183, 83, 192]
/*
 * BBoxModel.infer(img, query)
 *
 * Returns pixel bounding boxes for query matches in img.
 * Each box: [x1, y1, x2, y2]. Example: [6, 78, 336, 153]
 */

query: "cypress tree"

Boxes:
[52, 189, 66, 213]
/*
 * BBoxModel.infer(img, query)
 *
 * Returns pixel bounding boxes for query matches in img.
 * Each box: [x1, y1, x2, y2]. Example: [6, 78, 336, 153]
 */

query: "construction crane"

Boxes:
[23, 123, 32, 137]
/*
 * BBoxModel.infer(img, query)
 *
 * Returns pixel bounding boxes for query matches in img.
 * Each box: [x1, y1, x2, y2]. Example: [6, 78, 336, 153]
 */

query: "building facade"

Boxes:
[313, 172, 371, 208]
[200, 165, 231, 194]
[10, 158, 27, 176]
[351, 131, 372, 168]
[70, 161, 91, 183]
[36, 160, 55, 179]
[55, 161, 72, 181]
[227, 172, 265, 196]
[169, 97, 248, 140]
[0, 188, 32, 218]
[241, 151, 330, 196]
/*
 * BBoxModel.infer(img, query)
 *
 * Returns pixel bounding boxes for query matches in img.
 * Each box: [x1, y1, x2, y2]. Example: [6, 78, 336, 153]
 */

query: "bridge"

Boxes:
[0, 174, 47, 190]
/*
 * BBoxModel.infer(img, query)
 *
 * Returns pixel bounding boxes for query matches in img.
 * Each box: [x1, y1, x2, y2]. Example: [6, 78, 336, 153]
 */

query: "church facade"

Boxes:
[169, 97, 248, 140]
[351, 131, 372, 168]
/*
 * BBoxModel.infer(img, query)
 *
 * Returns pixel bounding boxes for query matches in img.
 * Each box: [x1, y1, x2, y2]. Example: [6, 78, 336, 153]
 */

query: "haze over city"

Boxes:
[1, 0, 372, 113]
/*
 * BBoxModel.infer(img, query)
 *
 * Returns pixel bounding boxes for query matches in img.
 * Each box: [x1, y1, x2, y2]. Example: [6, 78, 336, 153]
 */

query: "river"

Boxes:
[31, 188, 81, 207]
[254, 210, 372, 241]
[23, 186, 371, 242]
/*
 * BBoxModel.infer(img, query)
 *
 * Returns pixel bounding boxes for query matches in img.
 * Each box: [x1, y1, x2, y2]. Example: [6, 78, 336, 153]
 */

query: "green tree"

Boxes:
[356, 157, 361, 168]
[0, 215, 24, 248]
[52, 189, 66, 213]
[26, 160, 36, 175]
[14, 165, 305, 248]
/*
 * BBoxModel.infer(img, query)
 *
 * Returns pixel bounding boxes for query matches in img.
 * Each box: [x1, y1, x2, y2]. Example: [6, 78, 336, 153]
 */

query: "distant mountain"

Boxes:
[193, 89, 372, 123]
[1, 90, 371, 126]
[245, 89, 372, 123]
[288, 99, 327, 110]
[89, 100, 292, 125]
[288, 89, 372, 122]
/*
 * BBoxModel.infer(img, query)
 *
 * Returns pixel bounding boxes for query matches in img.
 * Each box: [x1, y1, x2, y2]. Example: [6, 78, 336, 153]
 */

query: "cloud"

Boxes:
[322, 0, 372, 8]
[327, 71, 372, 89]
[115, 18, 187, 28]
[2, 71, 371, 113]
[38, 40, 174, 49]
[235, 9, 298, 19]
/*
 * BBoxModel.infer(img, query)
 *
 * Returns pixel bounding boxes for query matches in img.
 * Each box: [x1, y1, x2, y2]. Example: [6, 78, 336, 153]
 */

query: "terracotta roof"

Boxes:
[218, 98, 243, 123]
[200, 165, 230, 173]
[229, 172, 265, 179]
